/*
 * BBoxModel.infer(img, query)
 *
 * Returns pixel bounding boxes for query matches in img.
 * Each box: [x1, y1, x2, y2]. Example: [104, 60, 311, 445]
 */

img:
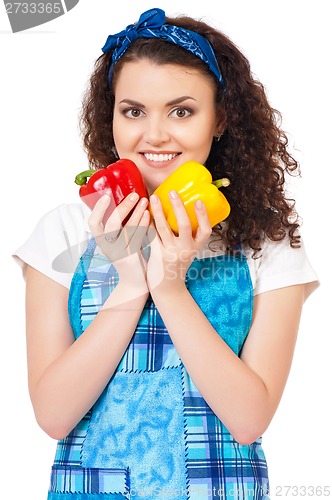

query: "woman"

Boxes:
[14, 8, 318, 500]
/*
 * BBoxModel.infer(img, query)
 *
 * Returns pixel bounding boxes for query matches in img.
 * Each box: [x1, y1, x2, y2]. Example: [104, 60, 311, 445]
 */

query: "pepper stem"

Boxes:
[213, 178, 230, 188]
[75, 170, 96, 186]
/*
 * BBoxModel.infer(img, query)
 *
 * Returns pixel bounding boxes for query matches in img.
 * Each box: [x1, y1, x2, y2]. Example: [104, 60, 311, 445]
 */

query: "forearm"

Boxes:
[151, 285, 270, 444]
[32, 283, 148, 440]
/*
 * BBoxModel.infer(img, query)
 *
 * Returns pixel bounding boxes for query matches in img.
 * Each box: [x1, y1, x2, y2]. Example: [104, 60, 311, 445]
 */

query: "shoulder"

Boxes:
[13, 203, 91, 289]
[21, 202, 91, 256]
[242, 235, 319, 300]
[37, 202, 90, 232]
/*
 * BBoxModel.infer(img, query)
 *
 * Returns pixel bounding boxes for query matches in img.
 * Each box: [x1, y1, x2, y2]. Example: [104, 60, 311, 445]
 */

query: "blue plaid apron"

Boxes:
[48, 237, 270, 500]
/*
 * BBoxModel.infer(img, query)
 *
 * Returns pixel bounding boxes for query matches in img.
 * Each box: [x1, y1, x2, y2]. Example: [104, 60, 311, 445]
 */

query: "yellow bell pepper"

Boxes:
[151, 161, 230, 234]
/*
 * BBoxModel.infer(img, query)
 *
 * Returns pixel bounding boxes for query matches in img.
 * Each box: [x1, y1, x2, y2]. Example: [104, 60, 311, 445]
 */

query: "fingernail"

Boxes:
[139, 197, 148, 207]
[169, 190, 178, 199]
[195, 199, 203, 208]
[129, 192, 139, 201]
[100, 194, 110, 203]
[150, 194, 158, 204]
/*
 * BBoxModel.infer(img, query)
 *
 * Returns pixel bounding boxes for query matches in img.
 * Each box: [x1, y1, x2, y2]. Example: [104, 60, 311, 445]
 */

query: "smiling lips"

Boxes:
[143, 152, 179, 162]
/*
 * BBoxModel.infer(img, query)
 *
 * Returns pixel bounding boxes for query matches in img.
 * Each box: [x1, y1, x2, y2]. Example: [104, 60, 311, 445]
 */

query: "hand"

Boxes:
[88, 193, 150, 288]
[147, 190, 212, 294]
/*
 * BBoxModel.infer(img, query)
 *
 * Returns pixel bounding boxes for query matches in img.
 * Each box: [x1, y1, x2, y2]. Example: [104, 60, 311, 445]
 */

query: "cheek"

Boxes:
[192, 134, 214, 165]
[113, 122, 135, 152]
[191, 128, 214, 150]
[176, 125, 213, 146]
[183, 114, 216, 144]
[112, 119, 121, 147]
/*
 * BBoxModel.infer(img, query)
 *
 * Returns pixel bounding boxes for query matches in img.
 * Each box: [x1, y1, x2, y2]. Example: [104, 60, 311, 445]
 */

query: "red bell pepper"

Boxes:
[75, 159, 148, 224]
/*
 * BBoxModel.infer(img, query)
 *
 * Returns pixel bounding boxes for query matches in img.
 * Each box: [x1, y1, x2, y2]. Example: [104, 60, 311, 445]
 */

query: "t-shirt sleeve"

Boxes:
[246, 236, 319, 300]
[12, 203, 91, 289]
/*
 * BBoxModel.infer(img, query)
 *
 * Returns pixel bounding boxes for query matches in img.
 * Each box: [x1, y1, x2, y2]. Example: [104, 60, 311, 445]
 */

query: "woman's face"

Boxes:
[113, 60, 222, 193]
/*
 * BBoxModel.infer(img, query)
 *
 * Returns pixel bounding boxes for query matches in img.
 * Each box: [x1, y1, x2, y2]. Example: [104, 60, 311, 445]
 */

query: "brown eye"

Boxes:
[123, 108, 143, 118]
[170, 107, 192, 118]
[176, 109, 186, 118]
[130, 108, 141, 118]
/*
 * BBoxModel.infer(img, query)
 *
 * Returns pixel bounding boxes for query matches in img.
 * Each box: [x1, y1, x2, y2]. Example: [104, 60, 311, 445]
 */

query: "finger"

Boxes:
[88, 195, 111, 236]
[141, 222, 158, 260]
[193, 200, 212, 245]
[168, 190, 192, 240]
[146, 225, 165, 291]
[104, 192, 140, 234]
[150, 194, 174, 244]
[127, 209, 151, 254]
[116, 197, 149, 249]
[126, 197, 149, 223]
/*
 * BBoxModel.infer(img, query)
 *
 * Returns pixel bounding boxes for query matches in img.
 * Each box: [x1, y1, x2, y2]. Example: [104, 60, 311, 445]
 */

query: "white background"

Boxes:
[1, 1, 331, 499]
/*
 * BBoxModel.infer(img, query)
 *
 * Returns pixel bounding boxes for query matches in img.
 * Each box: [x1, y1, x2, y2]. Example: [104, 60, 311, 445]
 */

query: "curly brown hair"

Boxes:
[80, 14, 301, 255]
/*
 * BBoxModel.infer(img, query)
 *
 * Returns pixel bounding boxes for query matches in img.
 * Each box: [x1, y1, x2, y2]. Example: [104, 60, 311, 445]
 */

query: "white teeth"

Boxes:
[144, 153, 177, 161]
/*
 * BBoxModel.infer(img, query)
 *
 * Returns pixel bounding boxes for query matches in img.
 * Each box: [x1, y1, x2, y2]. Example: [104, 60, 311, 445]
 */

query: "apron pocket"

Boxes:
[48, 494, 128, 499]
[48, 464, 129, 498]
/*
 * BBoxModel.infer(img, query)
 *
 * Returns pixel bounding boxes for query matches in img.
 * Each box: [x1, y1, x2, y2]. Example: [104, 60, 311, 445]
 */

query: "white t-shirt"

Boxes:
[13, 203, 319, 299]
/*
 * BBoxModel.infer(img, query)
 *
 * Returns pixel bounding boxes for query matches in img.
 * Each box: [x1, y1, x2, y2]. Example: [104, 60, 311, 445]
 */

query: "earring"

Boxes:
[214, 132, 223, 142]
[111, 146, 119, 158]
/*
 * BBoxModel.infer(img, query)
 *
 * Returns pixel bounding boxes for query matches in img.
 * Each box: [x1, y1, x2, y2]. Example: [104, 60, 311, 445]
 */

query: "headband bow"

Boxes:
[102, 8, 225, 89]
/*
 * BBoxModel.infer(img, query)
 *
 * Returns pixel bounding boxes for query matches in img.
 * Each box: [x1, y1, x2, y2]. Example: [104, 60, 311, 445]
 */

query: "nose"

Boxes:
[143, 115, 170, 146]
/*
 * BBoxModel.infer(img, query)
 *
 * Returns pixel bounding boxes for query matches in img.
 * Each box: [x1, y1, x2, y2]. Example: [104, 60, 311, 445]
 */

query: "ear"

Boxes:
[214, 108, 227, 136]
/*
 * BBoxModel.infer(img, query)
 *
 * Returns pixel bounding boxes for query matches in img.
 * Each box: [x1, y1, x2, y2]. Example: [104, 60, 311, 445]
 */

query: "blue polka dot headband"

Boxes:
[102, 8, 225, 90]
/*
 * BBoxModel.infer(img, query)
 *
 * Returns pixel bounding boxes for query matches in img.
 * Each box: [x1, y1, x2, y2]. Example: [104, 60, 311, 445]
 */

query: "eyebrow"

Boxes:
[119, 96, 197, 107]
